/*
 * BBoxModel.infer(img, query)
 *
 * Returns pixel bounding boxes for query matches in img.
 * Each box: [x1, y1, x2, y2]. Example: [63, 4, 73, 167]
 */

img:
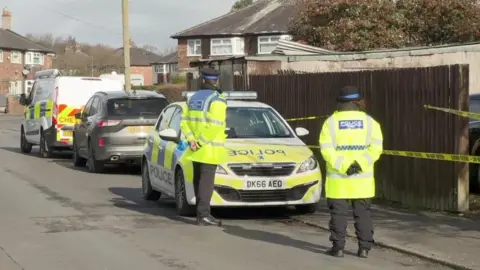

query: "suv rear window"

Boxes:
[107, 98, 168, 118]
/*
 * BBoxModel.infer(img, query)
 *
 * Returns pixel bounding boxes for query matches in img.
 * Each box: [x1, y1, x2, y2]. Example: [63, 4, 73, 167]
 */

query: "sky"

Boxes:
[3, 0, 237, 50]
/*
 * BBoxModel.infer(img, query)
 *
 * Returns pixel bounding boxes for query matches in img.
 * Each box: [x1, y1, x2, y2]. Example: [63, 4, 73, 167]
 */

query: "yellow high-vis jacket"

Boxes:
[180, 89, 227, 165]
[319, 110, 383, 199]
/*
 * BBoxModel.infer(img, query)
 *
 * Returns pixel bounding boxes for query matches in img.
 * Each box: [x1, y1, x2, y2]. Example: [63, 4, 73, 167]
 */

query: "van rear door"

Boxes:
[54, 77, 123, 142]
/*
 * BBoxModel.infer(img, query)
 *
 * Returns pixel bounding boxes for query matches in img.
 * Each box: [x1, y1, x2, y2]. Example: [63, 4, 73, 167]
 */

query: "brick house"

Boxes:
[170, 0, 294, 74]
[114, 45, 162, 85]
[0, 8, 55, 114]
[151, 51, 178, 84]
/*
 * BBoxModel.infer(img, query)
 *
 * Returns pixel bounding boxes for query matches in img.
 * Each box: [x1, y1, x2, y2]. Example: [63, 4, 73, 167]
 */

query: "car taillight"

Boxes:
[52, 117, 57, 126]
[97, 120, 121, 127]
[98, 137, 105, 147]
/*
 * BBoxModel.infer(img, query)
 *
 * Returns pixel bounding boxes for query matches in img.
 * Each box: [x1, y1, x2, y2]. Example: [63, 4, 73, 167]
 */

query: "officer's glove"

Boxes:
[346, 161, 362, 176]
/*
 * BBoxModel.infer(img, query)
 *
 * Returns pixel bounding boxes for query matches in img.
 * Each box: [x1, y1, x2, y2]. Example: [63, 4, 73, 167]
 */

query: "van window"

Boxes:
[107, 98, 168, 118]
[33, 80, 53, 103]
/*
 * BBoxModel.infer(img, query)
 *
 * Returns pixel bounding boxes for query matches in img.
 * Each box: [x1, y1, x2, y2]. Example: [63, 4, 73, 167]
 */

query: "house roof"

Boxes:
[152, 51, 178, 64]
[116, 47, 162, 66]
[170, 0, 294, 38]
[0, 29, 54, 53]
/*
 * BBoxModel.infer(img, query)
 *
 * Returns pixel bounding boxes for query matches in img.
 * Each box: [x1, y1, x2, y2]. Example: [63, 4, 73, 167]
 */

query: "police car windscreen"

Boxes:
[226, 107, 293, 138]
[107, 98, 168, 118]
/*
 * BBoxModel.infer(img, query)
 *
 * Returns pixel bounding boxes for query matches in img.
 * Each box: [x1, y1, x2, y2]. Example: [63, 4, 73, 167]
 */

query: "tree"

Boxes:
[141, 44, 160, 54]
[288, 0, 480, 51]
[231, 0, 254, 12]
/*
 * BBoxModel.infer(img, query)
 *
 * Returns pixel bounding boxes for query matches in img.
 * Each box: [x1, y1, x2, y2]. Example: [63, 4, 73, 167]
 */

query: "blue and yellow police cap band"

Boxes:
[341, 93, 360, 99]
[202, 75, 219, 80]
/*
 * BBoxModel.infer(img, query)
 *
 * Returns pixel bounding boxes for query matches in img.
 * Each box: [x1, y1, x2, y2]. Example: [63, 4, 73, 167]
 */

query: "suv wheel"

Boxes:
[175, 169, 196, 217]
[39, 130, 53, 158]
[87, 140, 104, 173]
[141, 160, 161, 201]
[295, 204, 317, 215]
[20, 127, 32, 153]
[72, 136, 87, 167]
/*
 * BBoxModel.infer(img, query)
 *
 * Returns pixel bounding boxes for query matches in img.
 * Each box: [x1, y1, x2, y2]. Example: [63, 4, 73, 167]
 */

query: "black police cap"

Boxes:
[337, 86, 362, 102]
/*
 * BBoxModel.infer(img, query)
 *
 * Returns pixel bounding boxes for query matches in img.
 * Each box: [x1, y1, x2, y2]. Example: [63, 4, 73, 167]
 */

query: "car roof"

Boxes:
[471, 94, 480, 100]
[170, 100, 271, 108]
[97, 90, 166, 99]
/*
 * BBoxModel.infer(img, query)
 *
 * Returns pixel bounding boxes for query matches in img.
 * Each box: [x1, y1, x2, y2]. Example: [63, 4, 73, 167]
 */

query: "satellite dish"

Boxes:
[22, 69, 30, 76]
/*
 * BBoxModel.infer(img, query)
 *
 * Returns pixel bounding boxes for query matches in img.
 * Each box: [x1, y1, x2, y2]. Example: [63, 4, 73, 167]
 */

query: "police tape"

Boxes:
[226, 141, 480, 164]
[285, 116, 327, 122]
[424, 104, 480, 120]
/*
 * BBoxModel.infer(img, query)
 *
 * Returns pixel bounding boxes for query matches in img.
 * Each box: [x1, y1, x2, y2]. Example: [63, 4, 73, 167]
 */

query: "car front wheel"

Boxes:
[142, 160, 161, 201]
[175, 169, 196, 217]
[20, 127, 32, 153]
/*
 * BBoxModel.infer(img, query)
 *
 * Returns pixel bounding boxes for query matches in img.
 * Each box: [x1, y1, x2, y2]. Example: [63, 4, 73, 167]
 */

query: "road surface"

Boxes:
[0, 116, 449, 270]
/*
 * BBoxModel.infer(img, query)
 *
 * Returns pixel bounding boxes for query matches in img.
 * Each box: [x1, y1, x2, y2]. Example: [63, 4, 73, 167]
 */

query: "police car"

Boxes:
[141, 91, 322, 216]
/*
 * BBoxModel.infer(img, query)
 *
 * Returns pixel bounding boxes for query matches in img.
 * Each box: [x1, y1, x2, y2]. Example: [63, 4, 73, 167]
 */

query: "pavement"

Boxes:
[292, 203, 480, 270]
[0, 116, 465, 270]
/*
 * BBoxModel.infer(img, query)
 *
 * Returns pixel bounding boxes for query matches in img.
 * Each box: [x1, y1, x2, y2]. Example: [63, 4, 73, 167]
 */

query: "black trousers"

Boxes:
[192, 162, 217, 218]
[327, 198, 374, 250]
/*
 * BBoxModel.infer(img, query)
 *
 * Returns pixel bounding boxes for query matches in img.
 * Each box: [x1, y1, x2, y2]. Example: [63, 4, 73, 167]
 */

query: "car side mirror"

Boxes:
[74, 112, 83, 120]
[159, 128, 179, 143]
[19, 93, 28, 106]
[295, 127, 309, 137]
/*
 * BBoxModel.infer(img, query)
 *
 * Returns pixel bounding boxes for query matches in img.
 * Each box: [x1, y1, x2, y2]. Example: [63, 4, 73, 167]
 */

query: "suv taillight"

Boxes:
[97, 120, 121, 127]
[52, 117, 57, 126]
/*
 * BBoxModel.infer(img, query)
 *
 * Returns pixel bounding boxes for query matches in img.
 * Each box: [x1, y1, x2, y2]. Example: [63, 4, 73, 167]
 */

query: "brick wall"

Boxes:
[0, 51, 53, 114]
[131, 66, 154, 86]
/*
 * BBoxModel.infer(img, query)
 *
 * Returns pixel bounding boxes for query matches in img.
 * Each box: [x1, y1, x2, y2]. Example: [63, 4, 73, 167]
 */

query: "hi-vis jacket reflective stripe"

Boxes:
[180, 89, 227, 165]
[319, 110, 383, 199]
[25, 100, 54, 120]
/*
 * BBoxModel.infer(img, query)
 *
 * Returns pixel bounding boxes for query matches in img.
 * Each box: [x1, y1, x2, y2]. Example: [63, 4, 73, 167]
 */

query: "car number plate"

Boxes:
[244, 179, 284, 190]
[63, 131, 73, 137]
[127, 126, 153, 133]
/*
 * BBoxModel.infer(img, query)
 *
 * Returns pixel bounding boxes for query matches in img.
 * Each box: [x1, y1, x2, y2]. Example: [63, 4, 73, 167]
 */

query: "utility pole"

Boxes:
[122, 0, 131, 92]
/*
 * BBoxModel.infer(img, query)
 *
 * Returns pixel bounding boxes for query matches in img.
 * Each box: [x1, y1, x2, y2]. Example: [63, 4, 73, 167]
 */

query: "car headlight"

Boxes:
[216, 165, 228, 174]
[296, 156, 318, 173]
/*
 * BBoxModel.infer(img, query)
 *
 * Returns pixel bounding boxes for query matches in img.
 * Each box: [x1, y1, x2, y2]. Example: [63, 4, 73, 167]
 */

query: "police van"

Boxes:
[19, 69, 124, 158]
[141, 91, 322, 216]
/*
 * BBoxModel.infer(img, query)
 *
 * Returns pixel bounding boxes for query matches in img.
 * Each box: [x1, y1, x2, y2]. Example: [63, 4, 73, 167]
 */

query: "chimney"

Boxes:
[75, 44, 81, 52]
[2, 7, 11, 30]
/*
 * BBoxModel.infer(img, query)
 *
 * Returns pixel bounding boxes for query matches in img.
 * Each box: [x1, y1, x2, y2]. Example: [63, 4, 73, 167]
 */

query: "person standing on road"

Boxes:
[180, 67, 227, 227]
[319, 86, 383, 258]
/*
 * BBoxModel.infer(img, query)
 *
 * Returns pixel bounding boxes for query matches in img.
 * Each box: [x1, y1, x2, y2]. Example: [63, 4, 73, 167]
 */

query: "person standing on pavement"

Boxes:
[180, 67, 227, 227]
[319, 86, 383, 258]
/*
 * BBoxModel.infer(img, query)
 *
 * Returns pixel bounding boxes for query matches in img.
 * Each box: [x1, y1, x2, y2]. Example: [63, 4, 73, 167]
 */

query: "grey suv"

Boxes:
[72, 90, 169, 173]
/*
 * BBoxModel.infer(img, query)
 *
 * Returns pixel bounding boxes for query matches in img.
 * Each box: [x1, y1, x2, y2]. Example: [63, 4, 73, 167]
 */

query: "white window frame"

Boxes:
[187, 39, 201, 56]
[155, 64, 166, 74]
[210, 37, 244, 56]
[0, 49, 3, 63]
[25, 52, 44, 65]
[257, 35, 283, 54]
[10, 51, 22, 64]
[9, 80, 22, 95]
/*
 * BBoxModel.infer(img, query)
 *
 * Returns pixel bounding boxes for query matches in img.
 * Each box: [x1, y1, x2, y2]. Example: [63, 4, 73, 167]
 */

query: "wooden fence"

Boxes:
[234, 65, 470, 212]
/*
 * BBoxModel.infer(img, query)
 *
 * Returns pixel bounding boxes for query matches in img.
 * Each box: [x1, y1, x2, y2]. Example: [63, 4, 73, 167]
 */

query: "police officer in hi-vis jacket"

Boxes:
[180, 67, 227, 226]
[319, 86, 383, 258]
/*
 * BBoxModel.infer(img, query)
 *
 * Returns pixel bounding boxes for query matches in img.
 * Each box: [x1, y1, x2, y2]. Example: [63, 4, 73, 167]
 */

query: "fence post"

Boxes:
[186, 72, 193, 90]
[455, 64, 470, 212]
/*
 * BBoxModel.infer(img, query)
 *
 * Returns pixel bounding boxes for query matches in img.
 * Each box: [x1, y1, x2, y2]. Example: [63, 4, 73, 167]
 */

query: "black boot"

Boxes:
[197, 216, 222, 226]
[326, 248, 344, 258]
[357, 248, 369, 258]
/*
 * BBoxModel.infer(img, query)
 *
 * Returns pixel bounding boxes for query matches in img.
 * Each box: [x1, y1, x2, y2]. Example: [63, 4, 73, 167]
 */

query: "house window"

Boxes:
[10, 51, 22, 64]
[187, 39, 201, 56]
[155, 65, 166, 74]
[9, 80, 22, 95]
[25, 52, 44, 65]
[210, 37, 244, 56]
[170, 63, 178, 73]
[258, 36, 282, 54]
[0, 50, 3, 62]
